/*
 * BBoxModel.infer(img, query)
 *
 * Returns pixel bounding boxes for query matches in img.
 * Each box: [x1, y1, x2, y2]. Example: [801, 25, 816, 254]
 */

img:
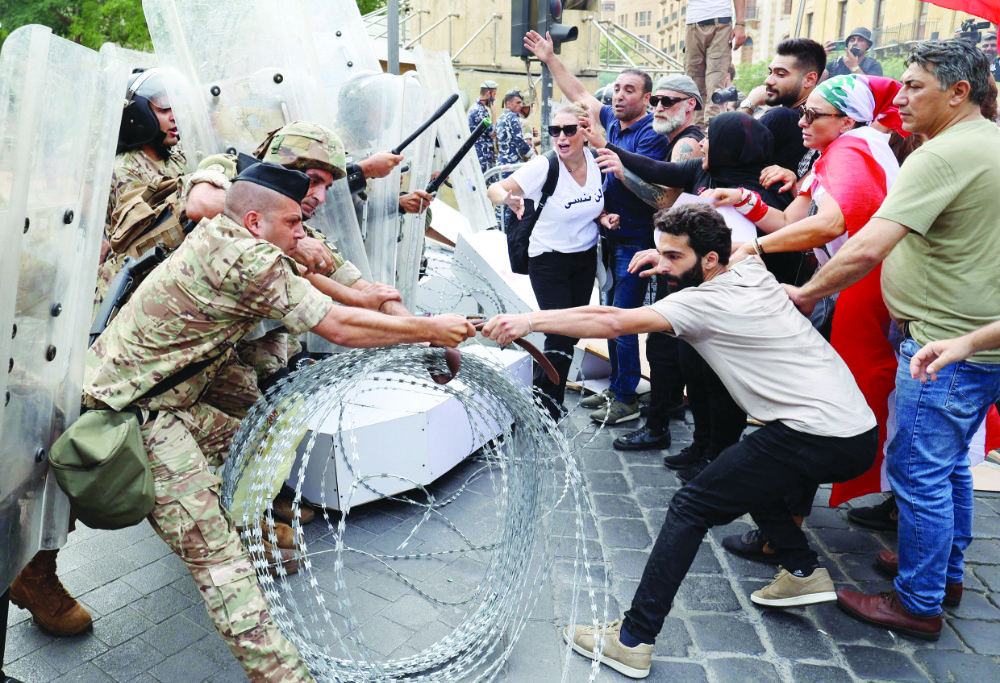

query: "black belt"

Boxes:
[695, 16, 731, 26]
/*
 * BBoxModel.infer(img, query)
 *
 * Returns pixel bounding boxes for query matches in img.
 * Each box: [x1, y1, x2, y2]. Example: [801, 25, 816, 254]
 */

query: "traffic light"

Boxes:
[542, 0, 578, 54]
[510, 0, 535, 58]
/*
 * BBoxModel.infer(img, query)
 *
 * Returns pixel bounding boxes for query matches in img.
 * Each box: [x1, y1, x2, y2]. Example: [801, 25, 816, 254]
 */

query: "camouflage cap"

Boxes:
[253, 121, 347, 181]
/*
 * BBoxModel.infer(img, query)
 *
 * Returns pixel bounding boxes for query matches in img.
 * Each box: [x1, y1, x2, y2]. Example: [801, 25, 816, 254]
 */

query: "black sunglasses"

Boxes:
[798, 104, 846, 125]
[547, 124, 579, 138]
[649, 95, 688, 109]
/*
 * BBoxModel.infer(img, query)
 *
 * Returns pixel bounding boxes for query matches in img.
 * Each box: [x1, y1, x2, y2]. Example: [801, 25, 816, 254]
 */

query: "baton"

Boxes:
[425, 118, 490, 195]
[391, 93, 460, 156]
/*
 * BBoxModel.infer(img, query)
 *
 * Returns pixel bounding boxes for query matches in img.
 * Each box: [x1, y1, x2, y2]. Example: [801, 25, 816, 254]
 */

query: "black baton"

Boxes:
[426, 118, 490, 195]
[392, 93, 460, 156]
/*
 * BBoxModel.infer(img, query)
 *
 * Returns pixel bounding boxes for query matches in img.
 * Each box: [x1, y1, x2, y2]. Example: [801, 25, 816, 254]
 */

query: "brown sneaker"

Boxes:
[273, 495, 315, 525]
[9, 549, 93, 636]
[837, 589, 942, 640]
[874, 550, 962, 606]
[562, 619, 652, 679]
[751, 567, 837, 607]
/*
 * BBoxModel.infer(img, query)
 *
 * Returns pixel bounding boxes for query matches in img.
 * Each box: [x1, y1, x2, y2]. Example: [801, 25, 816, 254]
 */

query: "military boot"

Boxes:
[9, 549, 93, 636]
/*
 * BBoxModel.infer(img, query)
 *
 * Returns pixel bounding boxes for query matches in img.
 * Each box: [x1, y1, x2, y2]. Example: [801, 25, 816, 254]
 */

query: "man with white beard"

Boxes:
[603, 74, 705, 452]
[649, 74, 706, 163]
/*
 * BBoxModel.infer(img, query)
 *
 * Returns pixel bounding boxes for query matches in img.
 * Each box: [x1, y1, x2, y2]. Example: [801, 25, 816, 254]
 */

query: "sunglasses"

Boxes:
[547, 124, 579, 138]
[798, 105, 846, 125]
[649, 95, 688, 109]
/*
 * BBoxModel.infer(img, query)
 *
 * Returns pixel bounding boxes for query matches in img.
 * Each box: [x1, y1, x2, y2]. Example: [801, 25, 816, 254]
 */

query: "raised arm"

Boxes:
[524, 31, 603, 121]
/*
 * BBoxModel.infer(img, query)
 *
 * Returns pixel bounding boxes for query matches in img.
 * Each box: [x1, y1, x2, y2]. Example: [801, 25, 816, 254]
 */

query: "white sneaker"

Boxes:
[751, 567, 837, 607]
[562, 619, 652, 679]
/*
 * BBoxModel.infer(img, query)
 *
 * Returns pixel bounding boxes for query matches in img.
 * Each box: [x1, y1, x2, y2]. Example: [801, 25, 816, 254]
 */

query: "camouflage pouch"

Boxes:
[110, 176, 187, 258]
[48, 408, 154, 530]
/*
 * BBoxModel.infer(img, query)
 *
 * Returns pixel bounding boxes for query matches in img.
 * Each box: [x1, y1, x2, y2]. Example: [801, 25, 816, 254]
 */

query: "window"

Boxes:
[874, 0, 887, 30]
[838, 1, 848, 38]
[806, 12, 813, 38]
[783, 0, 793, 14]
[917, 1, 928, 39]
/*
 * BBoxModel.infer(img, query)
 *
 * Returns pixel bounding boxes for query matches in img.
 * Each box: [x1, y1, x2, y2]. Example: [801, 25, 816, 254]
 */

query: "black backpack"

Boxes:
[506, 151, 560, 275]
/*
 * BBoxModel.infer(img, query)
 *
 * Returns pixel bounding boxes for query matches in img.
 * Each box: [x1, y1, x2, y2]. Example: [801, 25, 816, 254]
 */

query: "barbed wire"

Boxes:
[221, 344, 612, 681]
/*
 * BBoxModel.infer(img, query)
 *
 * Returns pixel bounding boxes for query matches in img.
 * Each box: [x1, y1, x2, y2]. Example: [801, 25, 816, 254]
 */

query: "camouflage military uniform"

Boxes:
[196, 124, 361, 418]
[84, 213, 331, 682]
[95, 148, 190, 308]
[467, 100, 495, 176]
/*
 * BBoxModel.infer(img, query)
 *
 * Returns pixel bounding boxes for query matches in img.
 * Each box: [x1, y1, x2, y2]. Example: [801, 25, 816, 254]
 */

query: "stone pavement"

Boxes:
[6, 394, 1000, 682]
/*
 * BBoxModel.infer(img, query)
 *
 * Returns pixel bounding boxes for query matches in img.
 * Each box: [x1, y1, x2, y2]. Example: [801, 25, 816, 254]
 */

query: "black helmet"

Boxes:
[118, 68, 171, 152]
[847, 27, 874, 48]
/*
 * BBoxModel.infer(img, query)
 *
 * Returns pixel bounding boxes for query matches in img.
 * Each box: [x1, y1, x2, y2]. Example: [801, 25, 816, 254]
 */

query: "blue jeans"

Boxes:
[603, 243, 649, 404]
[890, 338, 1000, 616]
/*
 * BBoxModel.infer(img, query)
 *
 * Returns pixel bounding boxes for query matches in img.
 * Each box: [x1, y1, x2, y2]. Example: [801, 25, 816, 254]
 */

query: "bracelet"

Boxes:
[735, 21, 745, 26]
[753, 237, 767, 256]
[525, 313, 534, 334]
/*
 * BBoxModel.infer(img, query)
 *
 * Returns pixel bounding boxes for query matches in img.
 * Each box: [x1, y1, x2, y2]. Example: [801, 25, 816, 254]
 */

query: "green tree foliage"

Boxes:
[1, 0, 383, 49]
[734, 60, 771, 95]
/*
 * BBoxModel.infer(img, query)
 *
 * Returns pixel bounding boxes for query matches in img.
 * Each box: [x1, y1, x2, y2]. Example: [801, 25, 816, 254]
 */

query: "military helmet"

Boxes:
[119, 68, 170, 151]
[253, 121, 347, 181]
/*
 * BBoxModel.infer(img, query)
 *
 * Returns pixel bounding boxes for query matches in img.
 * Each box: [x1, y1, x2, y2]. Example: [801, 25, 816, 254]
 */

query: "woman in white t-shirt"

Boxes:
[487, 103, 618, 417]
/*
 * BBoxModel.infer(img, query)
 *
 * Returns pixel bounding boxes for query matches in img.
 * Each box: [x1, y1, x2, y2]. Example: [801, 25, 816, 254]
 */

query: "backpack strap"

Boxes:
[534, 151, 561, 216]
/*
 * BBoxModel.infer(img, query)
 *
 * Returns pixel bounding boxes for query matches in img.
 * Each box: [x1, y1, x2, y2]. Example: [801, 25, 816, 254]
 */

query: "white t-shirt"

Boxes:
[510, 153, 602, 257]
[686, 0, 735, 24]
[649, 259, 876, 438]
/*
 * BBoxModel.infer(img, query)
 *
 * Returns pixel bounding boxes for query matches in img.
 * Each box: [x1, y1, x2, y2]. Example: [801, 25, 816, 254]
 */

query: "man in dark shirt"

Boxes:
[614, 74, 705, 451]
[739, 38, 827, 184]
[824, 27, 883, 79]
[525, 29, 670, 424]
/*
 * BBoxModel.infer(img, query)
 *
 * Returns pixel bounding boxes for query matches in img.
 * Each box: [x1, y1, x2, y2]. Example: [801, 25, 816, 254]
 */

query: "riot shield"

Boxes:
[414, 47, 496, 233]
[142, 0, 372, 281]
[333, 70, 409, 287]
[395, 74, 439, 310]
[0, 26, 125, 590]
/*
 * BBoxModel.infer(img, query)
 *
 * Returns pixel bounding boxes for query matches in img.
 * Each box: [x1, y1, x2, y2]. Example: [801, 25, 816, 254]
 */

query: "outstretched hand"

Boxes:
[427, 315, 477, 347]
[524, 30, 555, 62]
[482, 314, 530, 347]
[595, 148, 625, 180]
[627, 248, 661, 276]
[760, 165, 797, 193]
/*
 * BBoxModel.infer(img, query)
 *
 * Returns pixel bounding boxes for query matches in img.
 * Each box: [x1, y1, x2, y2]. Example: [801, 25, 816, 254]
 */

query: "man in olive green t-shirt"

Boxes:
[787, 39, 1000, 641]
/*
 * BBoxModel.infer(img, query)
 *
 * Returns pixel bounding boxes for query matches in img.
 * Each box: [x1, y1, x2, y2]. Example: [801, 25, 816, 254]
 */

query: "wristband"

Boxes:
[733, 188, 768, 223]
[525, 313, 534, 334]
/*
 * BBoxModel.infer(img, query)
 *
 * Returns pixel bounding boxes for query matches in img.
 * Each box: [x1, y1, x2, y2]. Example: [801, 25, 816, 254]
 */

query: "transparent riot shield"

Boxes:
[395, 75, 439, 309]
[333, 71, 409, 287]
[301, 0, 381, 96]
[0, 26, 125, 590]
[143, 0, 372, 281]
[414, 47, 496, 233]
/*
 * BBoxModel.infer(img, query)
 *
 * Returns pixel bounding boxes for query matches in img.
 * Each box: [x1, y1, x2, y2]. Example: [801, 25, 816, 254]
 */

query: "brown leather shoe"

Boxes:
[874, 550, 962, 606]
[273, 495, 316, 525]
[261, 537, 302, 578]
[837, 589, 942, 640]
[9, 549, 93, 637]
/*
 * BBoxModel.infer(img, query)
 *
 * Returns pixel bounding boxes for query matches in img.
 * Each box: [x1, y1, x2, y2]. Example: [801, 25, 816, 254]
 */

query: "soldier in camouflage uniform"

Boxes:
[83, 162, 475, 682]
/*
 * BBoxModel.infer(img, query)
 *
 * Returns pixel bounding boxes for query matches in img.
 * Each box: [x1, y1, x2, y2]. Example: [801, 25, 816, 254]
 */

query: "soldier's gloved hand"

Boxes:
[290, 237, 335, 274]
[359, 151, 404, 180]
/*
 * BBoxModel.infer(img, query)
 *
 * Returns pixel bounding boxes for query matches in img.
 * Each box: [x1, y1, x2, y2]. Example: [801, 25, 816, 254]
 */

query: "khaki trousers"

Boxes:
[685, 21, 733, 127]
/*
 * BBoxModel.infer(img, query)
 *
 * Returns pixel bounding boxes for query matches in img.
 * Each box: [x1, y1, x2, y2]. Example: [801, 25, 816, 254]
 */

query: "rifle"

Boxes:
[89, 246, 167, 347]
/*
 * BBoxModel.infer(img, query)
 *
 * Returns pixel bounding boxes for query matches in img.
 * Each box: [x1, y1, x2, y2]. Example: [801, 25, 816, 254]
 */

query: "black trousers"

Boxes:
[622, 421, 878, 644]
[679, 341, 746, 457]
[644, 275, 684, 433]
[528, 247, 597, 416]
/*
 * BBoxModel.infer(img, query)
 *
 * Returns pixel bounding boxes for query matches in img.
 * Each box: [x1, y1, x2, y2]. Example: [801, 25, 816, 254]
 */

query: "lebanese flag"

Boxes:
[921, 0, 1000, 50]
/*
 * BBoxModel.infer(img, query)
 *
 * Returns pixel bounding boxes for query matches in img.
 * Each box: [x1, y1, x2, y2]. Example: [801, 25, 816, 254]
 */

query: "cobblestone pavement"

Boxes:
[6, 394, 1000, 682]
